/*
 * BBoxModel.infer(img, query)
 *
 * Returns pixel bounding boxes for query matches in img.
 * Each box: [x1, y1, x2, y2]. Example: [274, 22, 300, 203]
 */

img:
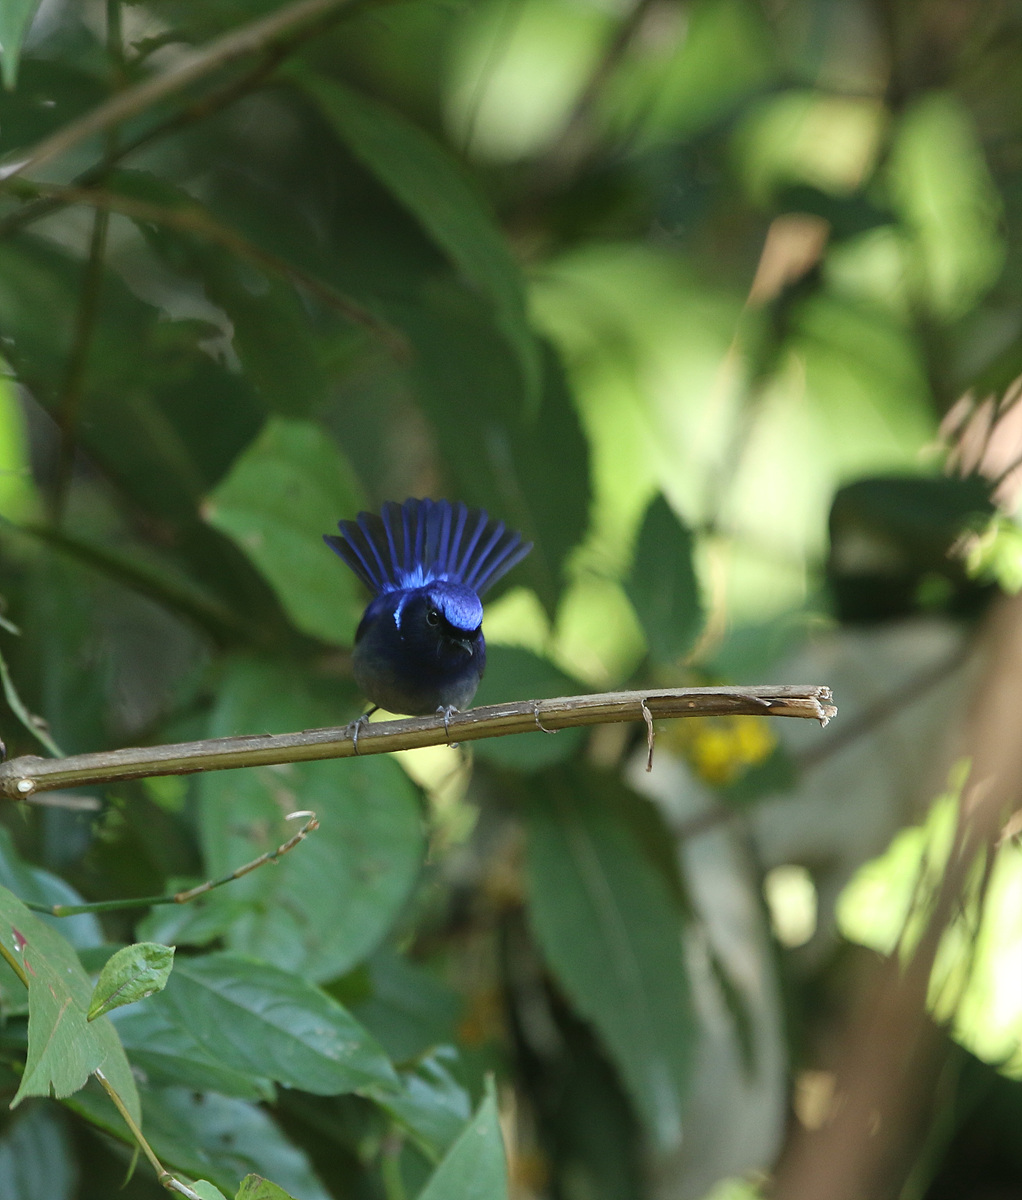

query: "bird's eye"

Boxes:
[426, 608, 440, 626]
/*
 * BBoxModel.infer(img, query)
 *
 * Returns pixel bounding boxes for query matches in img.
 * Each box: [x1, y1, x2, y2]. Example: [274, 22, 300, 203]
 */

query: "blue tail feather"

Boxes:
[325, 498, 532, 597]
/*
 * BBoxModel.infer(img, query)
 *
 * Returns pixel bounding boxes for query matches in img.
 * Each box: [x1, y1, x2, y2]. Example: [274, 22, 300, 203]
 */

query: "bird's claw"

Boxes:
[436, 705, 459, 746]
[345, 709, 375, 755]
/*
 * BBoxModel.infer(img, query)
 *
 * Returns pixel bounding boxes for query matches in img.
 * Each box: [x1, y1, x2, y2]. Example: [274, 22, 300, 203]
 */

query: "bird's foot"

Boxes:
[345, 706, 378, 755]
[436, 705, 459, 746]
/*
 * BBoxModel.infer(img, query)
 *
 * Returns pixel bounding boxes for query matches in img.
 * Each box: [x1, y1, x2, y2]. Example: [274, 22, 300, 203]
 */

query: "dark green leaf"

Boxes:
[0, 0, 42, 87]
[116, 951, 397, 1096]
[0, 825, 102, 951]
[0, 235, 265, 522]
[0, 1104, 75, 1200]
[0, 886, 140, 1123]
[350, 950, 461, 1063]
[525, 768, 695, 1153]
[365, 1048, 472, 1161]
[112, 985, 275, 1101]
[0, 60, 106, 147]
[204, 417, 364, 644]
[471, 646, 585, 769]
[67, 1084, 332, 1199]
[625, 494, 704, 666]
[403, 288, 589, 613]
[198, 658, 425, 981]
[417, 1079, 508, 1200]
[290, 66, 539, 406]
[87, 942, 175, 1021]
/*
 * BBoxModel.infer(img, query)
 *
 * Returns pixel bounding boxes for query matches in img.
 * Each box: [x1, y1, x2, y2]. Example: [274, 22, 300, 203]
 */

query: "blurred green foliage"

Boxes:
[0, 1, 1021, 1198]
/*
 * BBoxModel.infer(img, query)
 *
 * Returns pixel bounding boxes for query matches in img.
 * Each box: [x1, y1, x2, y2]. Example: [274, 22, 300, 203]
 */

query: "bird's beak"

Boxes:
[454, 637, 474, 654]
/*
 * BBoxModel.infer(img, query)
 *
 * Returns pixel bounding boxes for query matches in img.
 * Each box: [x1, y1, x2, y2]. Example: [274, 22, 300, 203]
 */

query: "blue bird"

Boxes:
[325, 498, 532, 723]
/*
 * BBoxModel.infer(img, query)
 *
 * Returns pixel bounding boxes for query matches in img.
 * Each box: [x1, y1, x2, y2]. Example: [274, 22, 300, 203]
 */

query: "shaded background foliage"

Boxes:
[1, 0, 1022, 1198]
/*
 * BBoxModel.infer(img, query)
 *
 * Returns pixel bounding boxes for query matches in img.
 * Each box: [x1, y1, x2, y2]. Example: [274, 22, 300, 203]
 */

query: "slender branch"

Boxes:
[94, 1069, 204, 1199]
[0, 0, 362, 182]
[0, 642, 65, 758]
[0, 684, 836, 799]
[25, 812, 319, 915]
[0, 49, 290, 242]
[3, 518, 258, 647]
[16, 181, 407, 355]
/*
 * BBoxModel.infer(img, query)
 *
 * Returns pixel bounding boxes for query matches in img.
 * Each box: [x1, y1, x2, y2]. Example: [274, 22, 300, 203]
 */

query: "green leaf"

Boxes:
[417, 1080, 508, 1200]
[625, 494, 704, 666]
[290, 66, 540, 406]
[117, 951, 397, 1096]
[113, 989, 275, 1101]
[470, 646, 585, 769]
[0, 886, 140, 1124]
[0, 1104, 75, 1200]
[191, 1184, 229, 1200]
[524, 768, 695, 1153]
[0, 0, 42, 87]
[0, 825, 102, 951]
[365, 1048, 472, 1162]
[204, 418, 364, 645]
[87, 942, 175, 1021]
[350, 949, 462, 1063]
[68, 1084, 332, 1200]
[0, 235, 265, 523]
[198, 658, 425, 981]
[236, 1174, 298, 1200]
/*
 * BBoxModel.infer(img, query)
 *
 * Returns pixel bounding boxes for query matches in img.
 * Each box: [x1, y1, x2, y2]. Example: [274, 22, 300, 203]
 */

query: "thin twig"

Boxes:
[0, 642, 65, 758]
[0, 0, 363, 182]
[24, 812, 319, 915]
[16, 181, 407, 354]
[0, 684, 836, 799]
[0, 49, 289, 241]
[94, 1069, 204, 1199]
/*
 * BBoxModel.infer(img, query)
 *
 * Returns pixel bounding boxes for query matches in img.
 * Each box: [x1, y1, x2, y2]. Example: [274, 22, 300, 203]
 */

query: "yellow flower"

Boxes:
[665, 715, 777, 786]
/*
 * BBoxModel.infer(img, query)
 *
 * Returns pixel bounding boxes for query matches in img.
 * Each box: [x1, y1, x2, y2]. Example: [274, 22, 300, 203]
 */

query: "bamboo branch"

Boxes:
[0, 684, 836, 799]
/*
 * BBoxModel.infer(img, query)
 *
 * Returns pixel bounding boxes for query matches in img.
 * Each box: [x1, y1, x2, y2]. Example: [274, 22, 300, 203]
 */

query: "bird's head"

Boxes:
[396, 581, 483, 657]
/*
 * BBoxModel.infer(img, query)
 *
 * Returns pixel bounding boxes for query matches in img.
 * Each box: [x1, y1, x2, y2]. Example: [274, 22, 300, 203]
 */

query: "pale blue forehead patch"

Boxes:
[427, 582, 483, 632]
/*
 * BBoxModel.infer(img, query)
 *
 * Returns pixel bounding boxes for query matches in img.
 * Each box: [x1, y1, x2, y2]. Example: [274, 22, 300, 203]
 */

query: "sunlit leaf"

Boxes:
[889, 92, 1005, 319]
[0, 0, 42, 88]
[625, 494, 704, 666]
[204, 418, 364, 644]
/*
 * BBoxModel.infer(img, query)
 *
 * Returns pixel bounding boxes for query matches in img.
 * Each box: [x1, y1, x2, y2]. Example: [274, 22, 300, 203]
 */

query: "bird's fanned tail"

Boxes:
[325, 498, 532, 597]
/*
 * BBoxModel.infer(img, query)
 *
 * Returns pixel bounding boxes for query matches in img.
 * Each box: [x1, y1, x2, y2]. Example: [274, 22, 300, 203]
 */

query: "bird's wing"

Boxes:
[325, 498, 532, 596]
